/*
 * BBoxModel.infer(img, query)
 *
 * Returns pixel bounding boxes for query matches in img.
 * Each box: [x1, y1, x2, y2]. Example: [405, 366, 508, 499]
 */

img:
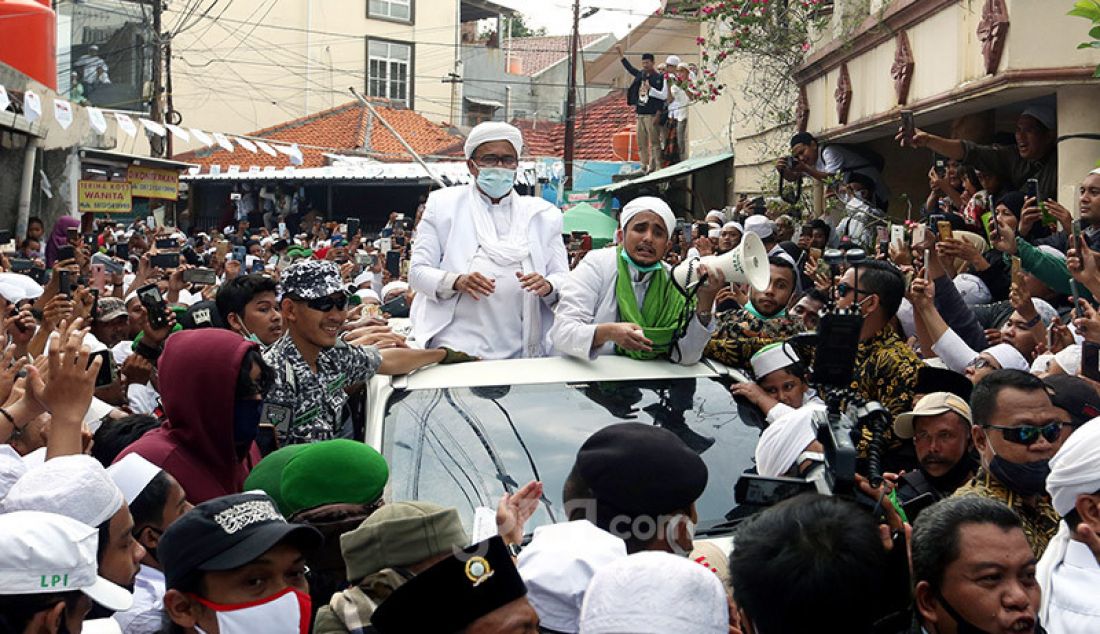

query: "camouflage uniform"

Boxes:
[953, 467, 1061, 558]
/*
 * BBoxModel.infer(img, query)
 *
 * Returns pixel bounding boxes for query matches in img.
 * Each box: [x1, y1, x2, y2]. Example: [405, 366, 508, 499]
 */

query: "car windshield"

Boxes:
[380, 376, 761, 535]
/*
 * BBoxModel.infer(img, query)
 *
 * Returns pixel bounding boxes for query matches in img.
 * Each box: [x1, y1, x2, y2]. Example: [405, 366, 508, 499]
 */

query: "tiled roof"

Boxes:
[508, 34, 610, 76]
[173, 101, 462, 169]
[509, 89, 636, 161]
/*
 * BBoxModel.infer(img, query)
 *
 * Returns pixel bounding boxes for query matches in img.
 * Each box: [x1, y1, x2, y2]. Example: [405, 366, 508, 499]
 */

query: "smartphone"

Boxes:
[0, 230, 12, 244]
[346, 218, 361, 237]
[890, 225, 905, 249]
[88, 350, 117, 388]
[57, 270, 72, 297]
[90, 263, 107, 291]
[1082, 341, 1100, 382]
[1011, 255, 1022, 279]
[137, 283, 170, 330]
[183, 267, 218, 285]
[56, 245, 75, 262]
[278, 222, 287, 237]
[355, 253, 372, 267]
[216, 240, 230, 259]
[900, 110, 915, 144]
[876, 226, 889, 244]
[151, 252, 180, 269]
[923, 250, 931, 281]
[255, 424, 279, 457]
[912, 224, 928, 246]
[381, 294, 409, 318]
[379, 238, 392, 254]
[114, 243, 129, 259]
[385, 250, 401, 278]
[1025, 178, 1039, 201]
[901, 491, 936, 519]
[66, 227, 79, 241]
[937, 220, 954, 241]
[934, 159, 946, 179]
[146, 215, 156, 228]
[155, 238, 176, 250]
[232, 246, 247, 262]
[10, 258, 32, 272]
[84, 234, 97, 248]
[181, 245, 202, 267]
[92, 252, 124, 275]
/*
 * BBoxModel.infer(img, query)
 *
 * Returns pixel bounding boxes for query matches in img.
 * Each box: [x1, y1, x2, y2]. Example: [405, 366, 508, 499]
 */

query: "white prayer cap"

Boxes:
[665, 55, 681, 67]
[578, 551, 729, 634]
[744, 215, 774, 239]
[1047, 418, 1100, 515]
[1031, 353, 1055, 374]
[1032, 298, 1059, 327]
[464, 121, 524, 159]
[707, 228, 720, 240]
[750, 342, 800, 380]
[1, 455, 125, 528]
[722, 221, 743, 234]
[704, 209, 724, 222]
[357, 288, 381, 304]
[1036, 244, 1066, 263]
[1053, 344, 1081, 377]
[0, 511, 133, 611]
[0, 444, 26, 502]
[107, 454, 163, 505]
[0, 272, 44, 304]
[985, 343, 1029, 372]
[754, 404, 824, 477]
[353, 269, 373, 288]
[620, 196, 675, 236]
[518, 520, 627, 633]
[953, 273, 992, 305]
[381, 281, 408, 301]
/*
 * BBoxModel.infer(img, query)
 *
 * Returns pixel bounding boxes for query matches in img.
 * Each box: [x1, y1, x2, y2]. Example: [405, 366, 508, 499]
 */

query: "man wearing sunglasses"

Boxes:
[409, 121, 569, 360]
[264, 260, 462, 446]
[955, 369, 1069, 557]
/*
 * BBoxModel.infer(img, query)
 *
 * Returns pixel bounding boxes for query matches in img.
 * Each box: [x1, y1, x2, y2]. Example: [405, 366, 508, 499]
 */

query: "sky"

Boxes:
[492, 0, 662, 39]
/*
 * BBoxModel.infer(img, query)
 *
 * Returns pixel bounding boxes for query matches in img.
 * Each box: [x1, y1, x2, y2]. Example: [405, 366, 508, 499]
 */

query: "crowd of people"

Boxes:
[1, 113, 1099, 634]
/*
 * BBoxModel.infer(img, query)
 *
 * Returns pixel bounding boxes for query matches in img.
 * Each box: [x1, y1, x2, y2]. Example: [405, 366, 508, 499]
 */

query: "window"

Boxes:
[367, 40, 412, 105]
[368, 0, 411, 22]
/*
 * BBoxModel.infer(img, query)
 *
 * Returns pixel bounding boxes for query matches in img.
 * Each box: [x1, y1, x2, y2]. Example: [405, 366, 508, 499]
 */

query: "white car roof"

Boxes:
[389, 355, 749, 390]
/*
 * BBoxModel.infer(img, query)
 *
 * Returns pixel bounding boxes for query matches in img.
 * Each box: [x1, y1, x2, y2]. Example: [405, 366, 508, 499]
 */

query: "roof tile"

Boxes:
[507, 34, 610, 76]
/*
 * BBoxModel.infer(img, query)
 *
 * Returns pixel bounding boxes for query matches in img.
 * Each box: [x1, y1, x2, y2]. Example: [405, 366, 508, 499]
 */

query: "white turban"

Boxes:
[1053, 344, 1081, 377]
[722, 221, 743, 234]
[620, 196, 675, 236]
[665, 55, 682, 67]
[755, 403, 826, 477]
[381, 281, 409, 302]
[463, 121, 524, 159]
[986, 343, 1029, 372]
[579, 551, 729, 634]
[356, 288, 381, 304]
[953, 273, 992, 305]
[704, 209, 724, 223]
[744, 215, 775, 239]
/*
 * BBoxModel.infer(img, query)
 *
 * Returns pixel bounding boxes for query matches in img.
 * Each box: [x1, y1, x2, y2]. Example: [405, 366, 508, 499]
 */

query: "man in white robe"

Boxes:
[549, 197, 724, 364]
[409, 122, 569, 359]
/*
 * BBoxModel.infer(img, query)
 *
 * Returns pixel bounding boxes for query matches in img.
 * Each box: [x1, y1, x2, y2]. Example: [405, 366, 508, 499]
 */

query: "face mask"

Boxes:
[619, 247, 663, 273]
[987, 448, 1050, 498]
[935, 590, 992, 634]
[233, 399, 263, 446]
[194, 587, 311, 634]
[665, 514, 695, 557]
[475, 167, 515, 199]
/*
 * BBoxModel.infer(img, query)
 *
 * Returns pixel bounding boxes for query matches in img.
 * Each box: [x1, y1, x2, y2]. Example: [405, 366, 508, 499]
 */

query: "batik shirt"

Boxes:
[703, 307, 804, 372]
[851, 327, 922, 459]
[953, 468, 1061, 558]
[262, 334, 382, 445]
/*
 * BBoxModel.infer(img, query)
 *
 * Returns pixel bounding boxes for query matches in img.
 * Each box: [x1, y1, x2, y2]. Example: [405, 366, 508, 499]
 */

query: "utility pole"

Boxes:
[150, 0, 164, 157]
[562, 0, 579, 191]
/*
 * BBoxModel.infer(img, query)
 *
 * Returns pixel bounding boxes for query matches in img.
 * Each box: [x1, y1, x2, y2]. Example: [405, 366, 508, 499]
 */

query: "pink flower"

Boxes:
[696, 36, 706, 45]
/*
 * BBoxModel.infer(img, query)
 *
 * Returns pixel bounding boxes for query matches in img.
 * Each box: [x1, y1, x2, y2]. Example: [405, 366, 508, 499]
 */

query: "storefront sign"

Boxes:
[78, 181, 131, 213]
[127, 166, 179, 200]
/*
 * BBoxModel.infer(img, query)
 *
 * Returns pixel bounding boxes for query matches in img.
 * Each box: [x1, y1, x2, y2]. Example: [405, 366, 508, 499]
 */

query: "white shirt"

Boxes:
[112, 341, 159, 415]
[1042, 540, 1100, 633]
[113, 564, 165, 634]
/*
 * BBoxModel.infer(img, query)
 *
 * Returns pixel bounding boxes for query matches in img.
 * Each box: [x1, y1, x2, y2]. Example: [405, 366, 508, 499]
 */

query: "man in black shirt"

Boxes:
[616, 45, 665, 174]
[892, 392, 978, 521]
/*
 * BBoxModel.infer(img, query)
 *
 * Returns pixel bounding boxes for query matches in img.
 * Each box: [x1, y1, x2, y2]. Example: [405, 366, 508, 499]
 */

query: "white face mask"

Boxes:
[194, 587, 311, 634]
[665, 514, 696, 557]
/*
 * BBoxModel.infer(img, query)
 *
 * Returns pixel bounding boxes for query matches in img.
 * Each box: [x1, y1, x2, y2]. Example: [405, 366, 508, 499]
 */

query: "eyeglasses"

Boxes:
[966, 356, 993, 370]
[835, 282, 870, 298]
[473, 154, 519, 169]
[304, 294, 348, 312]
[982, 422, 1070, 446]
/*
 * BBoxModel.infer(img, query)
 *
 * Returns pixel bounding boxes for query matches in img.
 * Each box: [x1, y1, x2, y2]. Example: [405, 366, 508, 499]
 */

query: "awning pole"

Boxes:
[348, 88, 447, 188]
[17, 138, 40, 240]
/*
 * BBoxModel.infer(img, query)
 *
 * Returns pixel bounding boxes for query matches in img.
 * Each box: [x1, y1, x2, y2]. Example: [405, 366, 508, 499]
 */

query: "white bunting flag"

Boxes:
[52, 99, 73, 130]
[190, 128, 213, 146]
[86, 107, 107, 134]
[248, 165, 261, 173]
[165, 124, 190, 142]
[22, 91, 41, 123]
[276, 144, 304, 166]
[227, 165, 240, 174]
[209, 165, 222, 175]
[212, 132, 234, 153]
[39, 170, 52, 199]
[115, 113, 137, 137]
[187, 166, 200, 176]
[0, 84, 9, 112]
[139, 118, 167, 137]
[235, 137, 258, 153]
[255, 140, 277, 156]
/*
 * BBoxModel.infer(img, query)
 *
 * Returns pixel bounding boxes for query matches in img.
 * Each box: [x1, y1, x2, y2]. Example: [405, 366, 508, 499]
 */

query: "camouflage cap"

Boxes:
[281, 260, 345, 300]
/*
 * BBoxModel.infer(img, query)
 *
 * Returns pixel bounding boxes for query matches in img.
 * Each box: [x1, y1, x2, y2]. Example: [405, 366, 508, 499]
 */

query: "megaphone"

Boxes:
[672, 230, 771, 293]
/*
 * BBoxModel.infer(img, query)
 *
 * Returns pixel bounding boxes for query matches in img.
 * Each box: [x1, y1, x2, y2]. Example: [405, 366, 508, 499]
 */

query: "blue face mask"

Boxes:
[476, 167, 516, 199]
[233, 399, 263, 446]
[620, 247, 663, 273]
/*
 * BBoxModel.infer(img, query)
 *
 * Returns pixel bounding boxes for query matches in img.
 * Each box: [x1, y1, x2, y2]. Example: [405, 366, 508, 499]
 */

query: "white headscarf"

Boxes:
[620, 197, 675, 236]
[463, 121, 524, 159]
[755, 404, 825, 477]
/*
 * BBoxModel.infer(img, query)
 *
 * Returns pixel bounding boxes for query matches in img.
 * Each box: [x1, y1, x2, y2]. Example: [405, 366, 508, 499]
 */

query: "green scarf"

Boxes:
[614, 247, 692, 360]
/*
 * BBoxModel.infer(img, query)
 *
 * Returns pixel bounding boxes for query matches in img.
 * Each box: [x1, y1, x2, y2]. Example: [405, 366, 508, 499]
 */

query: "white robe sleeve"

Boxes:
[541, 208, 570, 307]
[549, 253, 606, 360]
[669, 313, 715, 366]
[408, 199, 450, 300]
[930, 327, 980, 374]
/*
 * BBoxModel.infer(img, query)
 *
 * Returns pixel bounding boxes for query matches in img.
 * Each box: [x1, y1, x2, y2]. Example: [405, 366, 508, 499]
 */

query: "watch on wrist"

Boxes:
[506, 542, 523, 558]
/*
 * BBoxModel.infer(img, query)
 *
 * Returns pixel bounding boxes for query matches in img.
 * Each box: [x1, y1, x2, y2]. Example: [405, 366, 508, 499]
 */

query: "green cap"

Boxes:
[243, 444, 307, 516]
[340, 501, 468, 583]
[279, 440, 389, 517]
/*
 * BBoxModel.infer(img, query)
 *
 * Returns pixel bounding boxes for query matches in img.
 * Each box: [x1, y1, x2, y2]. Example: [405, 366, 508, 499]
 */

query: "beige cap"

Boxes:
[893, 392, 972, 440]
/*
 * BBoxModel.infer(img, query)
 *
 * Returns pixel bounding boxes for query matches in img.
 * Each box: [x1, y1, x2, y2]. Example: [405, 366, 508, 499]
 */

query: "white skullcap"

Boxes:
[707, 229, 720, 240]
[0, 272, 44, 304]
[381, 281, 409, 301]
[463, 121, 524, 159]
[579, 551, 729, 634]
[665, 55, 682, 67]
[750, 342, 800, 380]
[1054, 344, 1081, 377]
[353, 269, 373, 288]
[1091, 167, 1100, 176]
[1, 455, 125, 528]
[1036, 244, 1067, 263]
[1032, 298, 1059, 327]
[986, 343, 1029, 372]
[518, 520, 627, 633]
[620, 196, 675, 236]
[754, 404, 825, 477]
[704, 210, 724, 222]
[1031, 353, 1055, 374]
[0, 445, 26, 503]
[744, 215, 774, 239]
[1047, 418, 1100, 515]
[107, 454, 163, 505]
[722, 221, 743, 234]
[953, 273, 992, 305]
[356, 288, 381, 304]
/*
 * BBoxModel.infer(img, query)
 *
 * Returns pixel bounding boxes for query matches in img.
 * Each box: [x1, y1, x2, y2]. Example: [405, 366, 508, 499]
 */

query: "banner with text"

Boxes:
[127, 166, 179, 200]
[78, 181, 132, 213]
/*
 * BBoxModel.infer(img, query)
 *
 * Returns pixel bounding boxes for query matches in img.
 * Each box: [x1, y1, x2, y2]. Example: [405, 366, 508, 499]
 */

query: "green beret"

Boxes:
[243, 444, 307, 516]
[280, 440, 389, 517]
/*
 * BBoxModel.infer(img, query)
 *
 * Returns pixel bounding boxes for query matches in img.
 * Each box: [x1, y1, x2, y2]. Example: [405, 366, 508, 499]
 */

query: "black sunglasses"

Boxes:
[983, 422, 1069, 446]
[304, 294, 349, 312]
[835, 282, 871, 298]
